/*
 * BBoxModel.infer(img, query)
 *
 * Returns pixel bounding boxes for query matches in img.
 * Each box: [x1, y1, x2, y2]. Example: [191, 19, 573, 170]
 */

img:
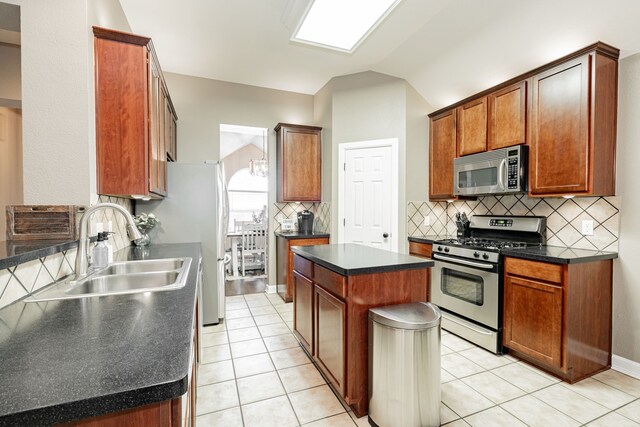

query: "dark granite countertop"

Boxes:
[501, 245, 618, 264]
[0, 243, 201, 426]
[408, 235, 455, 245]
[291, 243, 433, 275]
[0, 239, 80, 270]
[275, 231, 330, 239]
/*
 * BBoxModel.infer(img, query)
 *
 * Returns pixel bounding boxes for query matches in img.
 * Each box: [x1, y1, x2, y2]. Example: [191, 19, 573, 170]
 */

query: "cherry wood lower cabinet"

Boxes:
[292, 254, 429, 416]
[276, 235, 329, 302]
[408, 241, 433, 259]
[503, 257, 613, 382]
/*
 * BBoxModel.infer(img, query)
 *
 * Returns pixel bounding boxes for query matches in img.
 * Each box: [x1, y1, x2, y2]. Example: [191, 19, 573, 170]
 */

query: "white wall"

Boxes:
[0, 107, 23, 238]
[405, 84, 433, 203]
[163, 72, 315, 284]
[0, 44, 20, 105]
[3, 0, 129, 206]
[613, 52, 640, 364]
[317, 71, 432, 252]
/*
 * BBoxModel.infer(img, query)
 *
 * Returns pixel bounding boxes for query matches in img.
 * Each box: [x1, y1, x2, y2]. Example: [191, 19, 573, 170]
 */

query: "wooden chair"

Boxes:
[240, 222, 267, 276]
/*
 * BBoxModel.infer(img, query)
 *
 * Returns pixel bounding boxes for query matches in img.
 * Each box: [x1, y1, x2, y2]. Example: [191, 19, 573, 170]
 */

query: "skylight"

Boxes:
[293, 0, 401, 52]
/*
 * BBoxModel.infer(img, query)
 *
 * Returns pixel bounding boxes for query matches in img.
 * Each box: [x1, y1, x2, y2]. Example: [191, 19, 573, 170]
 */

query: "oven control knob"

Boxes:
[473, 252, 480, 258]
[444, 247, 450, 253]
[482, 253, 489, 260]
[437, 246, 443, 252]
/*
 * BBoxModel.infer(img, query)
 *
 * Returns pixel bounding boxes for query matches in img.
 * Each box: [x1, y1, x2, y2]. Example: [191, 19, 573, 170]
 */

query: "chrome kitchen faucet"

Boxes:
[74, 203, 142, 278]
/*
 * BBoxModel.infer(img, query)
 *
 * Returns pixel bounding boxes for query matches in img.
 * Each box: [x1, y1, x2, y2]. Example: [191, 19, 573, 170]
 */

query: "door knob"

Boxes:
[383, 233, 389, 238]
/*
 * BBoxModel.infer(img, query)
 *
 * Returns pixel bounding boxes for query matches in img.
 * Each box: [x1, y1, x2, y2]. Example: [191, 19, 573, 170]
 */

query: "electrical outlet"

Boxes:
[581, 220, 594, 236]
[424, 215, 430, 226]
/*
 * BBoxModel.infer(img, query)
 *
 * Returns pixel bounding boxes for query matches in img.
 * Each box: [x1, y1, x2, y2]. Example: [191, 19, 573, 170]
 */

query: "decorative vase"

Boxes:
[134, 230, 151, 246]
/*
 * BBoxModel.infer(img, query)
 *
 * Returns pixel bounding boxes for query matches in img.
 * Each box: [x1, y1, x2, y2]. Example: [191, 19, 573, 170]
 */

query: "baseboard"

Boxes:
[265, 284, 277, 294]
[612, 354, 640, 379]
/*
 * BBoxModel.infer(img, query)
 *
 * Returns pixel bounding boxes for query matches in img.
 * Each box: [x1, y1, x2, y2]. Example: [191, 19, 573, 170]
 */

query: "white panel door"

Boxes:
[344, 146, 392, 250]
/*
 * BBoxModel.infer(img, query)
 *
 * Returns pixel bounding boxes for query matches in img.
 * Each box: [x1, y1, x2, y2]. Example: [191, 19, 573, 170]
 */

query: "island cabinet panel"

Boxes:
[293, 270, 314, 354]
[457, 97, 488, 156]
[314, 285, 346, 396]
[429, 109, 457, 200]
[503, 257, 613, 383]
[291, 252, 430, 417]
[488, 80, 528, 150]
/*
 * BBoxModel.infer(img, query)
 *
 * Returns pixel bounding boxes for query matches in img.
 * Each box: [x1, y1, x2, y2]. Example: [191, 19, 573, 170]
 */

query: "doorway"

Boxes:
[0, 2, 23, 239]
[220, 124, 269, 295]
[338, 138, 399, 251]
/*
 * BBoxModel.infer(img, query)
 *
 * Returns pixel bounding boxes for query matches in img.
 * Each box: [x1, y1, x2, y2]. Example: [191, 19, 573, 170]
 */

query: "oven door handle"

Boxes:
[433, 253, 495, 269]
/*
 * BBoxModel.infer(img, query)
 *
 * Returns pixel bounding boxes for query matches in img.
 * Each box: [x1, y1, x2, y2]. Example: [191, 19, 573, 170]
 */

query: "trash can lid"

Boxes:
[369, 302, 441, 330]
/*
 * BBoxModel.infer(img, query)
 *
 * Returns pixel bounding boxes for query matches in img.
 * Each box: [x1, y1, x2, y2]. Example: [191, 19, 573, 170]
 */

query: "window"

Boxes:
[227, 168, 267, 232]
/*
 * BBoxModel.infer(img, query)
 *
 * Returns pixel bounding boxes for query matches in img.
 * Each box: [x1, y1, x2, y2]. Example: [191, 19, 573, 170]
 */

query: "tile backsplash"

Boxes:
[408, 194, 620, 252]
[273, 202, 331, 234]
[0, 196, 134, 309]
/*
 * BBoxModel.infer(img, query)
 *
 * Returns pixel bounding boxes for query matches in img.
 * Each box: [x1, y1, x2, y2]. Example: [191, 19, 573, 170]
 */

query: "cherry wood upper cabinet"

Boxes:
[429, 109, 456, 201]
[94, 26, 177, 199]
[488, 80, 527, 150]
[276, 123, 322, 202]
[457, 97, 487, 156]
[530, 51, 618, 196]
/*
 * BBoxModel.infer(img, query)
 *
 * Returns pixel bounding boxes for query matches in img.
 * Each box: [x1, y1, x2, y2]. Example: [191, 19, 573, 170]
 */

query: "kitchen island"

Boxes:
[290, 243, 433, 417]
[0, 243, 201, 426]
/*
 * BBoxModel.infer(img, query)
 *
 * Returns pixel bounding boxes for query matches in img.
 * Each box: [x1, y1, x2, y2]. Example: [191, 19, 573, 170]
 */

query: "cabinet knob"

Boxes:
[383, 233, 389, 238]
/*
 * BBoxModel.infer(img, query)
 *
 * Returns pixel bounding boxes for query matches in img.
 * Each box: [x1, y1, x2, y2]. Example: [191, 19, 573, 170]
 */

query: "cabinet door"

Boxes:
[429, 109, 456, 200]
[504, 275, 563, 368]
[457, 97, 488, 156]
[488, 81, 527, 150]
[314, 285, 345, 396]
[148, 58, 163, 196]
[277, 125, 322, 202]
[293, 271, 314, 354]
[530, 55, 590, 195]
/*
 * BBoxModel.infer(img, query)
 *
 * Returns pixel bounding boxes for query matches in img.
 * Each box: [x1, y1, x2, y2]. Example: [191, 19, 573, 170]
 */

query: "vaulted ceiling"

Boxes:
[119, 0, 640, 110]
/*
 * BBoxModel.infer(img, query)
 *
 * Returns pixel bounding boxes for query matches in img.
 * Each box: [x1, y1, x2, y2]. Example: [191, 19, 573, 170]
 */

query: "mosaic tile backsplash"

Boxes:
[273, 202, 331, 234]
[0, 196, 134, 310]
[408, 194, 620, 252]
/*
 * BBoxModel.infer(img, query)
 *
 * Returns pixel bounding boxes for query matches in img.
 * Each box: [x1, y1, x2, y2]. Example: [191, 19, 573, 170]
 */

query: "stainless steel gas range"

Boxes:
[430, 215, 546, 353]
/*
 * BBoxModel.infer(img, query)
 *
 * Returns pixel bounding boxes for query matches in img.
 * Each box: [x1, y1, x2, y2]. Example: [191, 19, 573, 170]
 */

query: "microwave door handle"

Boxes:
[497, 158, 507, 190]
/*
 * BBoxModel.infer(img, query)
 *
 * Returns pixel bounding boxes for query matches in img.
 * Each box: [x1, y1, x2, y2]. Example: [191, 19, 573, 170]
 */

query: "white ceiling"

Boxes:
[220, 124, 267, 159]
[119, 0, 640, 110]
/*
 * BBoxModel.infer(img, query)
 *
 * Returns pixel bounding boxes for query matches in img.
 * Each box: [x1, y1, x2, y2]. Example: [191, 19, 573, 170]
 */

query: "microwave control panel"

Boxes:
[507, 151, 519, 189]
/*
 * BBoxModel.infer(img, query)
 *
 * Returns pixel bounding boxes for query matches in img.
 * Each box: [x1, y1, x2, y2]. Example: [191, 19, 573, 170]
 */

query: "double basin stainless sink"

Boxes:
[24, 257, 192, 302]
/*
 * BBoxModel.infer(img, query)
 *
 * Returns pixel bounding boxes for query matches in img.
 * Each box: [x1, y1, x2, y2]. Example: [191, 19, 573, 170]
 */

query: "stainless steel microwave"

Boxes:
[453, 145, 528, 196]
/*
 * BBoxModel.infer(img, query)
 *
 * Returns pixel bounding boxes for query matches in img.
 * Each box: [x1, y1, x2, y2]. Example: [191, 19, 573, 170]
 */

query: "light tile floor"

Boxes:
[197, 293, 640, 426]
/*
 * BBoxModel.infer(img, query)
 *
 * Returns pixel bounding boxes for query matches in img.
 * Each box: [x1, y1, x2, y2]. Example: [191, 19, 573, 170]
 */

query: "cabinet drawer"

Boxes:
[314, 264, 346, 299]
[293, 254, 314, 279]
[409, 242, 432, 258]
[505, 257, 563, 284]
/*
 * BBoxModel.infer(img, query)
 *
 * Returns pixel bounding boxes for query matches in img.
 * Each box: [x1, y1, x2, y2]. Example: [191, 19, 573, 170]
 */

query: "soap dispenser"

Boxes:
[103, 231, 114, 263]
[93, 232, 109, 269]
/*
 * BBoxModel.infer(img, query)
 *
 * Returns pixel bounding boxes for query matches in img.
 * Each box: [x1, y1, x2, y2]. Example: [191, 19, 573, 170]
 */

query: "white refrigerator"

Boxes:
[137, 161, 229, 325]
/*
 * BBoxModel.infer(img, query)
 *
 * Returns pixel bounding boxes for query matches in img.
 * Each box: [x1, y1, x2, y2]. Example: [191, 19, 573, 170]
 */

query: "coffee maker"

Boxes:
[297, 210, 314, 235]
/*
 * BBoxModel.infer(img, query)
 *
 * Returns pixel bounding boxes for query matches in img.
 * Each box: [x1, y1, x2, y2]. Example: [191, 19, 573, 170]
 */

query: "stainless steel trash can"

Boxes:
[368, 302, 441, 427]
